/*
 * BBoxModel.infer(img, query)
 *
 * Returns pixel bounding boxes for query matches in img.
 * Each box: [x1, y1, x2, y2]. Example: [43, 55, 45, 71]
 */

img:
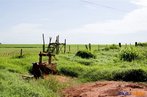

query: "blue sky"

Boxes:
[0, 0, 147, 44]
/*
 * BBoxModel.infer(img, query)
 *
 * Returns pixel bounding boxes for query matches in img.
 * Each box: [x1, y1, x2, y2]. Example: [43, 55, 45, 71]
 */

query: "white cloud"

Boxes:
[10, 23, 43, 34]
[132, 0, 147, 6]
[1, 23, 44, 44]
[1, 23, 63, 44]
[1, 0, 147, 44]
[67, 0, 147, 35]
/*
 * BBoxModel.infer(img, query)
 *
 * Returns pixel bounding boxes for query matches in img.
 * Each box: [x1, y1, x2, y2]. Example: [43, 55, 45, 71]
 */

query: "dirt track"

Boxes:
[62, 81, 147, 97]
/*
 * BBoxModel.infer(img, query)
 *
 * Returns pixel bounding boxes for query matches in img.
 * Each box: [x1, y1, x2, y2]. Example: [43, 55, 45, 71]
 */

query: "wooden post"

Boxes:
[85, 45, 88, 50]
[56, 35, 60, 54]
[49, 37, 52, 44]
[47, 37, 52, 52]
[19, 49, 23, 58]
[135, 42, 138, 46]
[89, 43, 91, 51]
[48, 53, 52, 64]
[64, 39, 66, 53]
[42, 34, 45, 52]
[39, 52, 42, 64]
[119, 43, 121, 47]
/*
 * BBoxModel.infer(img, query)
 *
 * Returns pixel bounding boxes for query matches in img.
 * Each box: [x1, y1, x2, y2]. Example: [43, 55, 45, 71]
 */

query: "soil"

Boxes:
[62, 81, 147, 97]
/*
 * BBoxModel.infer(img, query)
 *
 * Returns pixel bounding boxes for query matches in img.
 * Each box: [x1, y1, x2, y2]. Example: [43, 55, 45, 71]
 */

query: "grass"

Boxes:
[0, 44, 147, 96]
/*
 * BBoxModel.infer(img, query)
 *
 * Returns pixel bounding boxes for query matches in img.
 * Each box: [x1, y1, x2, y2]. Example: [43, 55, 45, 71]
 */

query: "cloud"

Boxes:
[1, 23, 44, 44]
[67, 0, 147, 35]
[10, 23, 43, 34]
[1, 0, 147, 44]
[132, 0, 147, 6]
[1, 23, 63, 44]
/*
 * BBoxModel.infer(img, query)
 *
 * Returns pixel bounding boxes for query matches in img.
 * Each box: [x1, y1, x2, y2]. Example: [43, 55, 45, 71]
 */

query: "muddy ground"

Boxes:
[62, 81, 147, 97]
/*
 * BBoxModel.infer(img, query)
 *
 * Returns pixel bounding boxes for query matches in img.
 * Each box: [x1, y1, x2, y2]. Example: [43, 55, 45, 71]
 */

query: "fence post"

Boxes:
[85, 45, 88, 50]
[56, 35, 60, 54]
[135, 42, 138, 46]
[64, 39, 66, 54]
[42, 34, 45, 52]
[89, 43, 91, 51]
[119, 43, 121, 47]
[19, 49, 23, 58]
[39, 52, 42, 64]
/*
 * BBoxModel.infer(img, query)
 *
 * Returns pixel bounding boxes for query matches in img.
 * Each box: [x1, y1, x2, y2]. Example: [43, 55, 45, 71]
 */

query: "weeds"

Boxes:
[75, 50, 96, 59]
[119, 46, 143, 62]
[1, 44, 147, 97]
[113, 69, 147, 82]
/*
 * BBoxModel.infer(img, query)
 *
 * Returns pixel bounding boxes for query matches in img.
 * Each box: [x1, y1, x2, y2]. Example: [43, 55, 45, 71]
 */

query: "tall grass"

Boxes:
[119, 46, 144, 62]
[0, 44, 147, 96]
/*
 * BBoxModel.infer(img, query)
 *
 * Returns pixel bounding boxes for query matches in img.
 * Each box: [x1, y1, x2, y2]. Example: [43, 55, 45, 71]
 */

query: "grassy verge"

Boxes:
[0, 44, 147, 96]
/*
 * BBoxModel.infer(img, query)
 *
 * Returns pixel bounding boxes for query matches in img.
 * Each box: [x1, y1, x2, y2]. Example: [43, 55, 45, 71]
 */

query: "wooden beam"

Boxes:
[42, 34, 45, 52]
[47, 37, 52, 52]
[56, 35, 60, 54]
[39, 52, 42, 64]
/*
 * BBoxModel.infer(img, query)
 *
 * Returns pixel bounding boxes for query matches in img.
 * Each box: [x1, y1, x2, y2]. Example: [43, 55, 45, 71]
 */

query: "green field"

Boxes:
[0, 44, 147, 97]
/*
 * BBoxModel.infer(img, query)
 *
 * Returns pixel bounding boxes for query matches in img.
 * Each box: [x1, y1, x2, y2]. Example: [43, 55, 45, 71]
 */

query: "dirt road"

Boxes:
[62, 81, 147, 97]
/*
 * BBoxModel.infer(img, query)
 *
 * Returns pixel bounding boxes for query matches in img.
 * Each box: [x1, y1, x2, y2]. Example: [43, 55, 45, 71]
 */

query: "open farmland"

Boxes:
[0, 44, 147, 97]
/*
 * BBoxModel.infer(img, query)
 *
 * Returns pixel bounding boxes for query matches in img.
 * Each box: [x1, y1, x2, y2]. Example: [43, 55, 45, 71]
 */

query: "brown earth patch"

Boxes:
[62, 81, 147, 97]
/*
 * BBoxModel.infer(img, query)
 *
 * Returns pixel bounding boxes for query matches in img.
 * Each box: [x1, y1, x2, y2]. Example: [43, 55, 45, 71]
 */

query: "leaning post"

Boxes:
[42, 34, 45, 52]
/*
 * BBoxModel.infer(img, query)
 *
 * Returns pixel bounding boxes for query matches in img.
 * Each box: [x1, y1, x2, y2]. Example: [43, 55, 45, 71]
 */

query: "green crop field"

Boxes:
[0, 43, 147, 97]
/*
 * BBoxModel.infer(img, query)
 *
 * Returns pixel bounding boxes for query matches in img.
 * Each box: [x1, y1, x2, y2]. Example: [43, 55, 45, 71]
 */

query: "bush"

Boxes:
[137, 42, 147, 46]
[120, 46, 142, 62]
[102, 44, 119, 51]
[109, 44, 119, 49]
[102, 46, 110, 51]
[113, 69, 147, 82]
[75, 50, 96, 59]
[82, 70, 113, 82]
[60, 67, 79, 77]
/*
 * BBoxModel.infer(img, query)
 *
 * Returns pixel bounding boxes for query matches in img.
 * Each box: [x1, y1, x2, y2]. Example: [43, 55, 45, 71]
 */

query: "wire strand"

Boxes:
[80, 0, 128, 12]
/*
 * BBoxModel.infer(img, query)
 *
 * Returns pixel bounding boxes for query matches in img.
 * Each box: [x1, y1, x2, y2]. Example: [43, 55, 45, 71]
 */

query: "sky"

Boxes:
[0, 0, 147, 44]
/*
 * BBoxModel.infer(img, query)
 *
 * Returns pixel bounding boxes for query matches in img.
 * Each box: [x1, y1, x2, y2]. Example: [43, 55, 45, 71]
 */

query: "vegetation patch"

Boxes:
[75, 50, 96, 59]
[81, 69, 113, 82]
[119, 46, 143, 62]
[1, 44, 147, 97]
[109, 44, 119, 49]
[59, 65, 86, 77]
[102, 44, 119, 51]
[137, 42, 147, 46]
[113, 69, 147, 82]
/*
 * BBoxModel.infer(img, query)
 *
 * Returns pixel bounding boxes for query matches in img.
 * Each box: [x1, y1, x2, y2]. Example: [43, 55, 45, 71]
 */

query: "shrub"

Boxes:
[113, 69, 147, 82]
[102, 46, 110, 51]
[82, 70, 112, 82]
[119, 46, 142, 62]
[76, 59, 93, 65]
[75, 50, 96, 59]
[102, 44, 119, 51]
[109, 44, 119, 49]
[137, 42, 147, 46]
[60, 67, 78, 77]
